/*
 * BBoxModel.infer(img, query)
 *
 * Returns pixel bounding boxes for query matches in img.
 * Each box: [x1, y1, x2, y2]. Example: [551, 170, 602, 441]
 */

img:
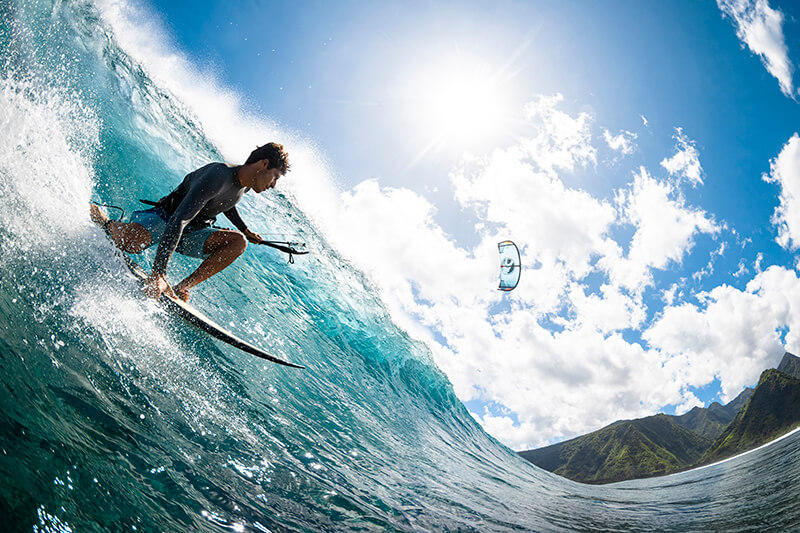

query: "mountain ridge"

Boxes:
[698, 368, 800, 465]
[519, 352, 800, 484]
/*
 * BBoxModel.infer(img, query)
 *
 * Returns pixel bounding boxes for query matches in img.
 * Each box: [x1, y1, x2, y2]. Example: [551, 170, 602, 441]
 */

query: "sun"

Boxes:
[401, 55, 514, 153]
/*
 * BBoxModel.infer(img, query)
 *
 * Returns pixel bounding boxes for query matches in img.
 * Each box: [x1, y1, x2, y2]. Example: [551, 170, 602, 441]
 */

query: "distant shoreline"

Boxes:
[519, 354, 800, 484]
[689, 425, 800, 473]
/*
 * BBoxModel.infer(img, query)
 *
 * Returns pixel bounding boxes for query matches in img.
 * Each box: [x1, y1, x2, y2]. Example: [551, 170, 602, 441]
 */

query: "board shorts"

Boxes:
[130, 207, 215, 259]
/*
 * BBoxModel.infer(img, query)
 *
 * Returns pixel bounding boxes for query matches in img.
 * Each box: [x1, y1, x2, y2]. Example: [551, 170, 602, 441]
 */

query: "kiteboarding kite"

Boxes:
[498, 240, 521, 291]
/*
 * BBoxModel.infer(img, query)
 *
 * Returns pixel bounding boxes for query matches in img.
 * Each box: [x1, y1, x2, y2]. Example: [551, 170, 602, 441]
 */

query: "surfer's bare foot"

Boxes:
[174, 284, 191, 302]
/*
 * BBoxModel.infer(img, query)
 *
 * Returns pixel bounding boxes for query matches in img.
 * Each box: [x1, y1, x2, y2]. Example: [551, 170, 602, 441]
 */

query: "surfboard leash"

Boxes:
[91, 202, 126, 222]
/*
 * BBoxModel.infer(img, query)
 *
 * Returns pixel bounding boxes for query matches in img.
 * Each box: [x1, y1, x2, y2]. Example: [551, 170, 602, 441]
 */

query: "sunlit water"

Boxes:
[1, 1, 798, 531]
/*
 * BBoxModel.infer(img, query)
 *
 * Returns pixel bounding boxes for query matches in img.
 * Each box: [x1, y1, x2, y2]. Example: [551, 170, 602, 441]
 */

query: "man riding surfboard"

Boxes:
[90, 142, 290, 302]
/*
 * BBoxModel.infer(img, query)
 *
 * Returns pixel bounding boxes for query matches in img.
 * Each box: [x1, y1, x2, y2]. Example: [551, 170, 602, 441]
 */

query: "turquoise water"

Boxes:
[1, 1, 799, 531]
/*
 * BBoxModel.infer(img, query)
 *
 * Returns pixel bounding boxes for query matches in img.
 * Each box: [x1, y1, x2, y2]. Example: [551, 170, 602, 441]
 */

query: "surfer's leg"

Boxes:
[90, 204, 152, 253]
[173, 230, 247, 301]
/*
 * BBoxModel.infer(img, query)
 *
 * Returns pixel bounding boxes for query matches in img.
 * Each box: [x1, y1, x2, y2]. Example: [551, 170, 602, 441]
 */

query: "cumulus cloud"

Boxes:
[474, 412, 527, 449]
[452, 148, 618, 301]
[645, 266, 800, 400]
[733, 259, 749, 278]
[603, 129, 638, 156]
[329, 179, 491, 334]
[717, 0, 795, 98]
[661, 128, 704, 186]
[763, 133, 800, 250]
[567, 281, 647, 334]
[519, 94, 597, 176]
[466, 316, 696, 449]
[608, 167, 720, 292]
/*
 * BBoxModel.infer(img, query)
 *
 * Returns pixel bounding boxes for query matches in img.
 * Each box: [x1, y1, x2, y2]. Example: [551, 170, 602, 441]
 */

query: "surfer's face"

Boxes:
[253, 165, 282, 193]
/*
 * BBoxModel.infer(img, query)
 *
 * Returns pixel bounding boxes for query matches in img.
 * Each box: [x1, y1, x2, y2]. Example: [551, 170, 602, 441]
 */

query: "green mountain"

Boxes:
[777, 351, 800, 378]
[698, 368, 800, 465]
[519, 414, 711, 484]
[519, 352, 800, 484]
[672, 388, 753, 441]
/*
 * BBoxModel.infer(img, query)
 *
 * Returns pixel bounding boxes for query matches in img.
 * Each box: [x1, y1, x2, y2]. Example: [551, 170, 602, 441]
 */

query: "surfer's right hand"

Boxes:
[143, 272, 176, 300]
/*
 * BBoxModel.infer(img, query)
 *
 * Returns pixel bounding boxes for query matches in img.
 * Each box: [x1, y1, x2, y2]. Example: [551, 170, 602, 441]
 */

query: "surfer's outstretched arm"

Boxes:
[224, 207, 263, 243]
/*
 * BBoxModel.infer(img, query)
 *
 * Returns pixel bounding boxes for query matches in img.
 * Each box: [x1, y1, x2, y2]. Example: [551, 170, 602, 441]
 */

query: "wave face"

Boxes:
[0, 1, 798, 531]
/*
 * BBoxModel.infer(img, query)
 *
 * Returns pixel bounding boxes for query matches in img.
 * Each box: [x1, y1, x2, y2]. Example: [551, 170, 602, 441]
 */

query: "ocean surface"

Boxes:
[1, 1, 799, 531]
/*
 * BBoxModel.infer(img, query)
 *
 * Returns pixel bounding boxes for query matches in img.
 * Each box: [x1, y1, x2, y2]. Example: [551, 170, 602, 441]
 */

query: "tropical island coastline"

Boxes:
[519, 352, 800, 484]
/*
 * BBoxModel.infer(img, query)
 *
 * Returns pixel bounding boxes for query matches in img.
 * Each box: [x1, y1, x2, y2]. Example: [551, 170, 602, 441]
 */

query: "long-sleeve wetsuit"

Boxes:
[152, 163, 250, 275]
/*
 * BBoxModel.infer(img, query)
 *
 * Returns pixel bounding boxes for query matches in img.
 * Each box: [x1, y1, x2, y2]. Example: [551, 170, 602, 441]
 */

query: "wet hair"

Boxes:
[244, 142, 291, 175]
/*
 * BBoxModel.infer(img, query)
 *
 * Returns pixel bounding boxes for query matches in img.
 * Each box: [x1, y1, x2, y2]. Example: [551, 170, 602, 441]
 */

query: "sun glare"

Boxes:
[403, 56, 512, 152]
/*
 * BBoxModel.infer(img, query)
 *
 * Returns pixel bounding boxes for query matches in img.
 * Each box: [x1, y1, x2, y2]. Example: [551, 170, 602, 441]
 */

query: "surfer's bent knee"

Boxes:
[202, 230, 247, 257]
[234, 232, 248, 255]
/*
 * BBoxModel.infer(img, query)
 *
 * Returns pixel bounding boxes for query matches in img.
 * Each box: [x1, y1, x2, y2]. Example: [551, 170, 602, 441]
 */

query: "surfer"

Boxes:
[90, 142, 290, 302]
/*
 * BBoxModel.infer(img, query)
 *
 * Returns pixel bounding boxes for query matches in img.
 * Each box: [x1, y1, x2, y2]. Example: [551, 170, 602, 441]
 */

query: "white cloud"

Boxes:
[568, 282, 646, 333]
[645, 266, 799, 401]
[468, 316, 695, 449]
[332, 179, 488, 314]
[717, 0, 795, 98]
[733, 259, 749, 278]
[763, 133, 800, 250]
[608, 167, 720, 292]
[451, 96, 618, 303]
[603, 129, 638, 156]
[662, 283, 680, 306]
[519, 94, 597, 176]
[661, 128, 704, 186]
[452, 148, 618, 298]
[473, 412, 529, 449]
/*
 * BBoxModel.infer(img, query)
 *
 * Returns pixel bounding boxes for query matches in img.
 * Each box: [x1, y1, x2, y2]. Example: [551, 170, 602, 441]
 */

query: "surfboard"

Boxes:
[119, 252, 305, 369]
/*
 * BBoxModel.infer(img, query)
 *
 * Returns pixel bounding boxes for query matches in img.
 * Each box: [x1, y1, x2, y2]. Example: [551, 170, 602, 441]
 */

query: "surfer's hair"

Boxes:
[245, 142, 291, 175]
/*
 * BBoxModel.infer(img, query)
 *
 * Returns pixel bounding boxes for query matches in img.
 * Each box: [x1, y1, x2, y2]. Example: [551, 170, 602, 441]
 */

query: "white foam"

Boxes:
[69, 279, 258, 442]
[0, 77, 98, 250]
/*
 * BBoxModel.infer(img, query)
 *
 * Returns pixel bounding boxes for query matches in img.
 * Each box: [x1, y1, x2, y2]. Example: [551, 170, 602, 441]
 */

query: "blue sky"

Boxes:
[104, 0, 800, 449]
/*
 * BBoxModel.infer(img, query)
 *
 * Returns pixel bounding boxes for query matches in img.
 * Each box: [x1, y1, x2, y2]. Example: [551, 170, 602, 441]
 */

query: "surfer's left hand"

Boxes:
[244, 229, 263, 244]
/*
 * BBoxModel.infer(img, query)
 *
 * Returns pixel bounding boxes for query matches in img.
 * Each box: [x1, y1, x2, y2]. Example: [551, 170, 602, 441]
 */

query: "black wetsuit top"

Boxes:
[153, 163, 250, 275]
